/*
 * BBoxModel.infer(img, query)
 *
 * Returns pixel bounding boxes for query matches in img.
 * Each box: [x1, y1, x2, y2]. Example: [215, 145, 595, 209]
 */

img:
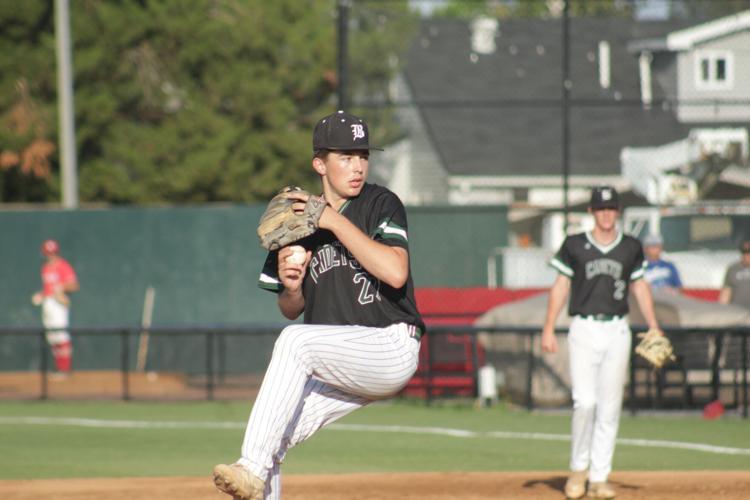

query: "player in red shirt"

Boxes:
[31, 240, 79, 373]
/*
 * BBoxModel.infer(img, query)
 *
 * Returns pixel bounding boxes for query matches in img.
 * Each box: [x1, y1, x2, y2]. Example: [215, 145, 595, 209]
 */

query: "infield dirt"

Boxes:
[2, 471, 749, 499]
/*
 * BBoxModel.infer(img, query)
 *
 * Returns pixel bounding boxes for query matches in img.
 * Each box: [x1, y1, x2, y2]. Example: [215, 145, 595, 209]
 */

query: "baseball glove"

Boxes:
[635, 329, 676, 369]
[257, 186, 326, 251]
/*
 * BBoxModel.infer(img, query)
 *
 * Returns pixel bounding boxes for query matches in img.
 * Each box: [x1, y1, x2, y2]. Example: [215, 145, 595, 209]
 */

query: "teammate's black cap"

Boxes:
[589, 185, 620, 210]
[741, 240, 750, 253]
[312, 110, 383, 152]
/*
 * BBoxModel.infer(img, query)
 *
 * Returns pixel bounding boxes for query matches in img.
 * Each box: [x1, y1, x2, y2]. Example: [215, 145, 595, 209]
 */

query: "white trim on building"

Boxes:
[667, 10, 750, 50]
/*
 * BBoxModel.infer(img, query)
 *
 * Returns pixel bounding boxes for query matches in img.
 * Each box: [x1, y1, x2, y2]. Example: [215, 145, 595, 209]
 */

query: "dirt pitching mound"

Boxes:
[2, 471, 749, 500]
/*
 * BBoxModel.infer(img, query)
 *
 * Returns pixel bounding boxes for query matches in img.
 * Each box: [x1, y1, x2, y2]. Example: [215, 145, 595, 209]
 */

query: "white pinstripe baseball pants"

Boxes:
[236, 322, 421, 499]
[568, 316, 631, 483]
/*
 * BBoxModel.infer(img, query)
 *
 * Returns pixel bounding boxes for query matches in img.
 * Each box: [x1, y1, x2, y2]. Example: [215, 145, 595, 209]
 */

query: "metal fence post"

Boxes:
[711, 332, 723, 402]
[40, 330, 48, 400]
[629, 336, 637, 416]
[218, 332, 226, 383]
[743, 333, 748, 419]
[470, 332, 480, 399]
[121, 329, 130, 401]
[206, 331, 214, 401]
[525, 331, 535, 411]
[426, 334, 434, 405]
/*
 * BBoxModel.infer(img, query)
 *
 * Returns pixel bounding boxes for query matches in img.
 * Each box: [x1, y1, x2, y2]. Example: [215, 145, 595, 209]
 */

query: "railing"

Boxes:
[422, 325, 749, 419]
[0, 324, 747, 418]
[0, 324, 284, 401]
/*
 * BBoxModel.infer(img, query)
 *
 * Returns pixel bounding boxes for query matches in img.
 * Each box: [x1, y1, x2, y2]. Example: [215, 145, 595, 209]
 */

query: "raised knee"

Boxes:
[274, 325, 305, 353]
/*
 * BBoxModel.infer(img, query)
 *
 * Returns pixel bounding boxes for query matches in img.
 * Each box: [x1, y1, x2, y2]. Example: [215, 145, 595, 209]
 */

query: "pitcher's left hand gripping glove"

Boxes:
[257, 186, 326, 251]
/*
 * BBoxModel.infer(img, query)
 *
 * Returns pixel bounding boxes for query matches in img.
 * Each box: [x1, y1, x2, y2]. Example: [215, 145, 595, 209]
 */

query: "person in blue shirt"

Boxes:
[643, 233, 682, 293]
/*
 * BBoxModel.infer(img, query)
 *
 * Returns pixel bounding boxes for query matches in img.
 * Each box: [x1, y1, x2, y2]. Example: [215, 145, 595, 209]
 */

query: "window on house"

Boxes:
[716, 58, 726, 81]
[695, 51, 733, 90]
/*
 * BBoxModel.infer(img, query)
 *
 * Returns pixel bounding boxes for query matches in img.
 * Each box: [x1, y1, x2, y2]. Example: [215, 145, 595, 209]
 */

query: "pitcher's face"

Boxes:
[315, 150, 369, 205]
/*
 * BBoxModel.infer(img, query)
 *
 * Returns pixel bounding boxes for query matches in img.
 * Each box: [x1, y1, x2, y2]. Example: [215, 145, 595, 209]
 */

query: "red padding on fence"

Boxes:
[681, 288, 721, 302]
[415, 287, 547, 325]
[415, 287, 722, 325]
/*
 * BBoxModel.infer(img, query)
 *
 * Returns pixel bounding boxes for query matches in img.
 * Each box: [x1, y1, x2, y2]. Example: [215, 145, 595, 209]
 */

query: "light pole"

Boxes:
[337, 0, 350, 111]
[55, 0, 78, 208]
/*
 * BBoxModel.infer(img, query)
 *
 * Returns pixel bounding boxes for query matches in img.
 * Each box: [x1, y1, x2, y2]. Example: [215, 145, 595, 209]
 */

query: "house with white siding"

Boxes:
[372, 10, 750, 221]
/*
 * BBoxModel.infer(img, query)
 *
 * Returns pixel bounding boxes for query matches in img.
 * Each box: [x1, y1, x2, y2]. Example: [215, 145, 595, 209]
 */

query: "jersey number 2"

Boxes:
[613, 279, 626, 300]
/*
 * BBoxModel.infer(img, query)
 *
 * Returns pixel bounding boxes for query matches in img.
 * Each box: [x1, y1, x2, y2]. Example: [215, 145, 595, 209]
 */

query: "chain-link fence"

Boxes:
[340, 0, 750, 287]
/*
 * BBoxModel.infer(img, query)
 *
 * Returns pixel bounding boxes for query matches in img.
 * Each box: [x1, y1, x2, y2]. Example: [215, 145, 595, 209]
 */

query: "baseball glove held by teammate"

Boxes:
[635, 329, 676, 369]
[257, 186, 326, 251]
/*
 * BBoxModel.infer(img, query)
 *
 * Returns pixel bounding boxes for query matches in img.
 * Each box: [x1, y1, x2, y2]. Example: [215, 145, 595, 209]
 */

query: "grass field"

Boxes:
[1, 399, 749, 481]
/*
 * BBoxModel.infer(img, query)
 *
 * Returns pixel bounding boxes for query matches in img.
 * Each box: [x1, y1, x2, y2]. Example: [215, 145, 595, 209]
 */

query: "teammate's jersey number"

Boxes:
[613, 279, 626, 300]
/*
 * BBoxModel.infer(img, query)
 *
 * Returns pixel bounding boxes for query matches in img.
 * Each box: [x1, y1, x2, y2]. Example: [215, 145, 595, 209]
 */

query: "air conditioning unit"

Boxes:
[655, 175, 698, 205]
[621, 127, 748, 205]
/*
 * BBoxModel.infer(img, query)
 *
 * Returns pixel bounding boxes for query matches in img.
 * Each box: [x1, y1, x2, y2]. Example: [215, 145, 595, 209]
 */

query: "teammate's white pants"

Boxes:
[567, 316, 631, 483]
[238, 322, 420, 499]
[41, 297, 71, 345]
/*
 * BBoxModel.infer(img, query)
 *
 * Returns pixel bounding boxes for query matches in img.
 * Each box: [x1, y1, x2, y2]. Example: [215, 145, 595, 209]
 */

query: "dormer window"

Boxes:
[694, 50, 733, 90]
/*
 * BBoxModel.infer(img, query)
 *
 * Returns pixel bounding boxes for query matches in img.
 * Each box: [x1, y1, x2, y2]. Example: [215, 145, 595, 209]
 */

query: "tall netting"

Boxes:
[344, 0, 750, 288]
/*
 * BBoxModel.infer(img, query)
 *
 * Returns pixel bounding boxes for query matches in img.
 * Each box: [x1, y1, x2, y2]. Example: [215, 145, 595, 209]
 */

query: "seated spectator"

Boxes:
[643, 233, 682, 293]
[719, 240, 750, 309]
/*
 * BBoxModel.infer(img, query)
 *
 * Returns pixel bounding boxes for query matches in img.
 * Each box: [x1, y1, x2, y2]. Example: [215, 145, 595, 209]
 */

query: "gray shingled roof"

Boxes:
[403, 16, 738, 178]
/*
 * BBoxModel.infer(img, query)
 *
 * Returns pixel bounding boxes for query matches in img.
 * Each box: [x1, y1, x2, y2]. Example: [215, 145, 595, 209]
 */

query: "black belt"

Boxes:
[409, 325, 423, 341]
[577, 314, 623, 322]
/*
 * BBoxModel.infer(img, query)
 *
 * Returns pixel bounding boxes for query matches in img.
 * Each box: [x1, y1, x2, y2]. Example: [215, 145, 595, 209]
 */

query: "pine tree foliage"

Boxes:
[0, 0, 416, 204]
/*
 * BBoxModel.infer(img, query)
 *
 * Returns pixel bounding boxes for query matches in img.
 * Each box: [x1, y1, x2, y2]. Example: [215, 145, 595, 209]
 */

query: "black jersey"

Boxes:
[550, 231, 646, 317]
[258, 183, 424, 331]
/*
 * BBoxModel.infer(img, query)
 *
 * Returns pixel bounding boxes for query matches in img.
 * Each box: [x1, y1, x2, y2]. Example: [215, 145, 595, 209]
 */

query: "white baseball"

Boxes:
[286, 246, 306, 265]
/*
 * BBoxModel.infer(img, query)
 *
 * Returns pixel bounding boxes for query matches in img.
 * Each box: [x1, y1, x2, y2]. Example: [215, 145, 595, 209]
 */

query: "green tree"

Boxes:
[0, 2, 58, 202]
[434, 0, 634, 18]
[0, 0, 417, 204]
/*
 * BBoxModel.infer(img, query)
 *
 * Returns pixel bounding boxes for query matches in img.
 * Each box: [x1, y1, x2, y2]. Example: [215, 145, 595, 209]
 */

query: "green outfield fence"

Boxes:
[0, 324, 747, 418]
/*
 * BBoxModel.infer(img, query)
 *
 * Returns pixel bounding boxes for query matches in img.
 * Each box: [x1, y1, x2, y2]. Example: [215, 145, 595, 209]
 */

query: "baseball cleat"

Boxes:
[588, 481, 616, 499]
[564, 470, 587, 499]
[212, 463, 264, 500]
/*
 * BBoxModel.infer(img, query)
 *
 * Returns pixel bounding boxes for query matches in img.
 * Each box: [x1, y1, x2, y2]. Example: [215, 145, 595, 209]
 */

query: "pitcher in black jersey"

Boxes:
[213, 111, 424, 500]
[541, 186, 662, 500]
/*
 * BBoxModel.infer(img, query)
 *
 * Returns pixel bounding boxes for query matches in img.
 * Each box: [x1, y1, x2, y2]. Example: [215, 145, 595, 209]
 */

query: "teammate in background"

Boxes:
[31, 239, 79, 374]
[212, 110, 424, 500]
[642, 233, 682, 293]
[540, 186, 661, 500]
[718, 240, 750, 309]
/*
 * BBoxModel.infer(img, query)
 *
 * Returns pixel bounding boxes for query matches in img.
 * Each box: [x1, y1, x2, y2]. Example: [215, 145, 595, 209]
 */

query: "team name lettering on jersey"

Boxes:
[309, 242, 381, 304]
[585, 258, 623, 280]
[309, 242, 353, 282]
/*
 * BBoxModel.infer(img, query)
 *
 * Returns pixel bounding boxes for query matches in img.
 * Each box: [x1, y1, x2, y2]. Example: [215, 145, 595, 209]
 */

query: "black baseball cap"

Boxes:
[312, 110, 383, 152]
[589, 185, 620, 210]
[741, 240, 750, 253]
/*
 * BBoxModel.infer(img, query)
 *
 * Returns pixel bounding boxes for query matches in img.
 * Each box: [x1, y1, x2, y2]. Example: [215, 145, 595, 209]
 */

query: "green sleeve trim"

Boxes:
[549, 258, 574, 277]
[373, 220, 408, 242]
[258, 272, 282, 293]
[630, 262, 646, 281]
